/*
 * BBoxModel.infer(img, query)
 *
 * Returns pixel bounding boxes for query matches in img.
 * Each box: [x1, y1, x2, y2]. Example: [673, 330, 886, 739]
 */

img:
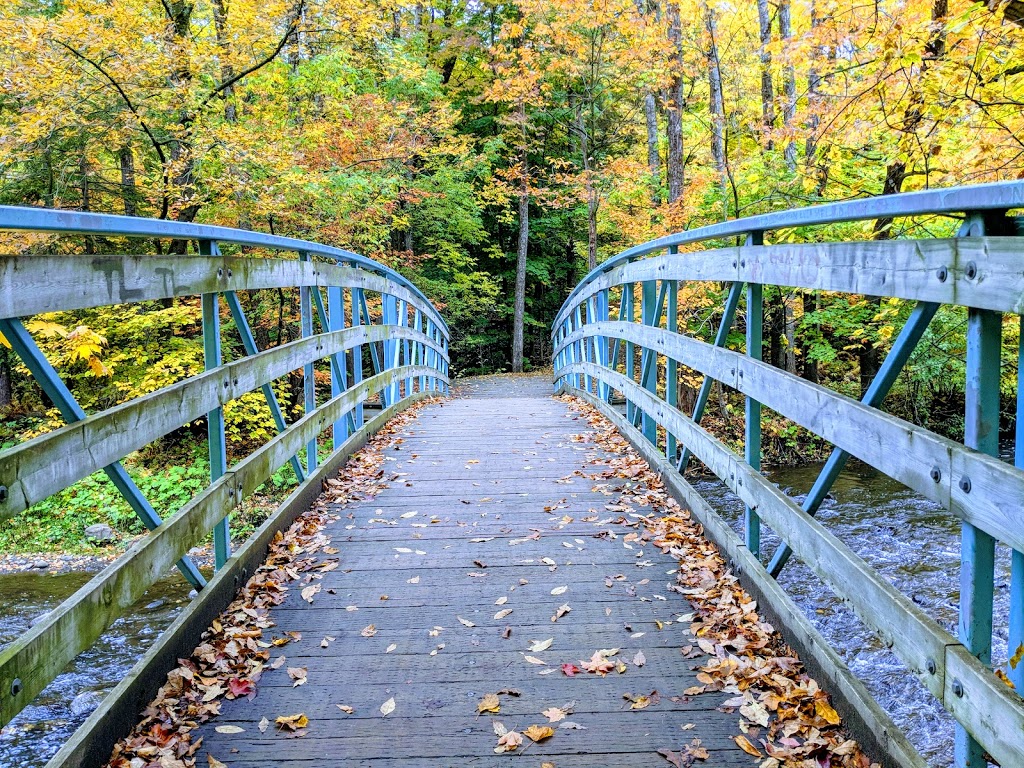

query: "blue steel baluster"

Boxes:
[623, 282, 635, 423]
[666, 257, 679, 459]
[199, 240, 229, 569]
[573, 304, 584, 390]
[358, 290, 384, 376]
[399, 300, 411, 398]
[677, 280, 744, 472]
[597, 289, 611, 402]
[1012, 321, 1024, 692]
[956, 215, 1000, 768]
[350, 282, 365, 426]
[0, 318, 206, 589]
[326, 281, 353, 446]
[298, 252, 317, 473]
[223, 292, 306, 482]
[640, 280, 658, 445]
[381, 295, 396, 406]
[745, 233, 764, 557]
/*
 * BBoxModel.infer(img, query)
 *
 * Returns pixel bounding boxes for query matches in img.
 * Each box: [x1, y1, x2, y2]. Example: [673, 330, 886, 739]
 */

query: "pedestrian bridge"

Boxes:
[0, 181, 1022, 768]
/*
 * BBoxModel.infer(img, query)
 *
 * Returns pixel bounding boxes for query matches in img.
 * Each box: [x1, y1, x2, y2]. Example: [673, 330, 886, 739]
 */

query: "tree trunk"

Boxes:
[783, 292, 797, 374]
[801, 291, 819, 383]
[80, 154, 94, 254]
[119, 145, 137, 216]
[644, 91, 661, 207]
[512, 171, 529, 373]
[0, 347, 12, 409]
[703, 2, 728, 217]
[863, 0, 948, 396]
[665, 2, 685, 204]
[805, 0, 825, 193]
[779, 0, 797, 171]
[573, 96, 599, 271]
[756, 0, 774, 150]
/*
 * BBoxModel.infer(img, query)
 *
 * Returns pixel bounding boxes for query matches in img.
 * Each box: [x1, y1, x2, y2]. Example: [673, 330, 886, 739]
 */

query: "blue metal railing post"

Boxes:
[666, 262, 678, 459]
[298, 252, 317, 473]
[678, 280, 744, 472]
[223, 292, 306, 483]
[956, 302, 1001, 768]
[623, 283, 635, 422]
[640, 280, 658, 445]
[596, 289, 610, 402]
[382, 294, 399, 405]
[1011, 320, 1024, 692]
[199, 240, 230, 570]
[0, 318, 206, 589]
[351, 284, 365, 425]
[745, 233, 764, 557]
[327, 283, 348, 446]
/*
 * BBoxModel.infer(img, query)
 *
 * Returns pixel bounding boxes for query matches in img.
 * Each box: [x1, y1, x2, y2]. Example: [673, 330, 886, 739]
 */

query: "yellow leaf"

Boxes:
[815, 699, 841, 725]
[208, 756, 227, 768]
[734, 735, 762, 757]
[523, 724, 555, 742]
[477, 693, 501, 713]
[275, 713, 309, 731]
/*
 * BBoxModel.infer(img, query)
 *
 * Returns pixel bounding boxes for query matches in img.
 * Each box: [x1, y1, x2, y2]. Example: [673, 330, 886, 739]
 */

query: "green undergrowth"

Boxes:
[0, 440, 314, 556]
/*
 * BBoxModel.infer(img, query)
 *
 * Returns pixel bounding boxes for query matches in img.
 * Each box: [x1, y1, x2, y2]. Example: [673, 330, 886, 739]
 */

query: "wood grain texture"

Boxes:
[552, 236, 1024, 329]
[185, 381, 754, 767]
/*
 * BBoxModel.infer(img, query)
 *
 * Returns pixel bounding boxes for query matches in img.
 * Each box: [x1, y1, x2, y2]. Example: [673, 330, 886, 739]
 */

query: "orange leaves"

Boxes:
[522, 724, 555, 742]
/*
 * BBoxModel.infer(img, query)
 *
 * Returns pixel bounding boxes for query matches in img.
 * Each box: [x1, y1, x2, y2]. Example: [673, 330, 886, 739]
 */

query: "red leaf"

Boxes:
[561, 663, 581, 677]
[227, 678, 255, 698]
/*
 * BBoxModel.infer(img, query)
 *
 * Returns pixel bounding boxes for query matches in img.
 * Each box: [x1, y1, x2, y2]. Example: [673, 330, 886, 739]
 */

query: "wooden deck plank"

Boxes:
[190, 383, 754, 767]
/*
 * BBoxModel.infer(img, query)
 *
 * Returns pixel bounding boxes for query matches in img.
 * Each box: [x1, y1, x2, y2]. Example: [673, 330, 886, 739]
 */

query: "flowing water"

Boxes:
[0, 570, 195, 767]
[0, 455, 1014, 767]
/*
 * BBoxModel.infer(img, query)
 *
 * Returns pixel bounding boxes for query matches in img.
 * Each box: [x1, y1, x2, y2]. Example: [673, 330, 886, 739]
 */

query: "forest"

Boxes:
[0, 0, 1022, 551]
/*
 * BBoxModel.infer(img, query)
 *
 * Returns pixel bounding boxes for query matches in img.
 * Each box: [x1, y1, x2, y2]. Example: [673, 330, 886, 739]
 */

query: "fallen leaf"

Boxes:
[550, 585, 568, 595]
[408, 576, 420, 584]
[458, 616, 476, 627]
[477, 693, 501, 713]
[275, 713, 309, 731]
[215, 725, 244, 734]
[541, 706, 567, 723]
[301, 584, 321, 603]
[561, 663, 581, 676]
[495, 595, 508, 606]
[287, 667, 307, 687]
[494, 729, 523, 753]
[361, 624, 377, 637]
[258, 716, 269, 733]
[523, 724, 555, 742]
[523, 655, 547, 665]
[208, 756, 227, 768]
[559, 721, 587, 730]
[551, 603, 571, 622]
[815, 699, 841, 725]
[386, 643, 397, 653]
[494, 608, 513, 620]
[632, 650, 646, 668]
[734, 735, 762, 757]
[380, 697, 396, 716]
[528, 638, 554, 652]
[337, 705, 354, 714]
[320, 635, 335, 648]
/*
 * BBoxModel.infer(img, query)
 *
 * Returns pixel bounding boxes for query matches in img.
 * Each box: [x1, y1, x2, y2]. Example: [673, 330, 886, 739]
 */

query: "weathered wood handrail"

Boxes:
[0, 205, 450, 741]
[552, 181, 1024, 768]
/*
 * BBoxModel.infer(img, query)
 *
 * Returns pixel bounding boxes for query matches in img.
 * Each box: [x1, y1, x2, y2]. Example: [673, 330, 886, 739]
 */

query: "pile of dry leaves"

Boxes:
[104, 402, 431, 768]
[562, 395, 881, 768]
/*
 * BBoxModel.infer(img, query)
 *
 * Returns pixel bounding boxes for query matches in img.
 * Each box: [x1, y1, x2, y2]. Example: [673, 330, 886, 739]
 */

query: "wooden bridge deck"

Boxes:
[193, 376, 752, 767]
